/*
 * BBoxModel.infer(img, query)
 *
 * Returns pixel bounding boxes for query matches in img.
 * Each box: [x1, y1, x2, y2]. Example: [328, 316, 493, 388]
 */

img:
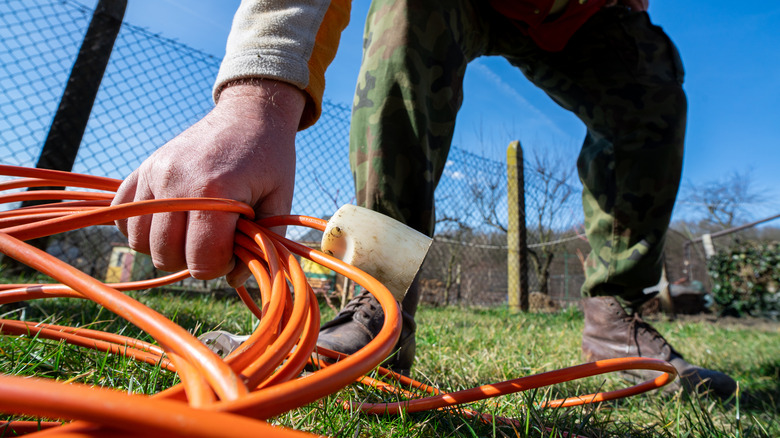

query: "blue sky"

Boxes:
[90, 0, 780, 221]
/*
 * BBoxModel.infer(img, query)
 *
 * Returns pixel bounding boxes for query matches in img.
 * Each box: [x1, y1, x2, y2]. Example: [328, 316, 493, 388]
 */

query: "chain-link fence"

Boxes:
[1, 0, 588, 307]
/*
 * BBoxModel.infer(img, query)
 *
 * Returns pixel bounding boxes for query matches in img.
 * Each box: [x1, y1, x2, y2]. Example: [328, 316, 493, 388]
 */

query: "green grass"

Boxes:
[1, 290, 778, 437]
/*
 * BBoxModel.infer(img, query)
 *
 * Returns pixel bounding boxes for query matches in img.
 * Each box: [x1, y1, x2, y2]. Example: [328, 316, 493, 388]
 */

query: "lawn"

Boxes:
[1, 288, 778, 437]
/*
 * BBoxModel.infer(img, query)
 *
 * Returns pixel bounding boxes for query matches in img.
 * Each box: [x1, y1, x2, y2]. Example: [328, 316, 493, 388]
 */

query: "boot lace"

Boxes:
[627, 312, 671, 357]
[337, 290, 379, 319]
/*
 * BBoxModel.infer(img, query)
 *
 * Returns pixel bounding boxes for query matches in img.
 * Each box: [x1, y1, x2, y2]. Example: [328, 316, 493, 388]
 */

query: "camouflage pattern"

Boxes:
[349, 0, 686, 305]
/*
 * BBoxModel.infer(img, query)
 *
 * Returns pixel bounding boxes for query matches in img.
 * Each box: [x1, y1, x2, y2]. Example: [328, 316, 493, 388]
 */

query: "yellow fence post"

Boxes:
[507, 141, 528, 312]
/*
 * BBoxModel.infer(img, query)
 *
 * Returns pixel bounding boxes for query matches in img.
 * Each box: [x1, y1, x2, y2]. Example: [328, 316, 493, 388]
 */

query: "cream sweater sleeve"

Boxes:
[213, 0, 351, 130]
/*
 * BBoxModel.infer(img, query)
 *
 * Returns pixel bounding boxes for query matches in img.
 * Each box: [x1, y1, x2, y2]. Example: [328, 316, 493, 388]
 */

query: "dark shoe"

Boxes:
[582, 296, 737, 400]
[316, 290, 416, 375]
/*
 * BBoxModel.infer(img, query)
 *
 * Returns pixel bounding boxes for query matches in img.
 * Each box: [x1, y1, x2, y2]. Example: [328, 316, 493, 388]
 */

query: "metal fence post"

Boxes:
[35, 0, 127, 174]
[507, 141, 528, 311]
[2, 0, 128, 274]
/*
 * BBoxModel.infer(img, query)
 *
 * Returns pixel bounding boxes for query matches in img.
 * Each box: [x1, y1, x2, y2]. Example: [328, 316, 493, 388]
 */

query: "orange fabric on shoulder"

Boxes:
[301, 0, 352, 130]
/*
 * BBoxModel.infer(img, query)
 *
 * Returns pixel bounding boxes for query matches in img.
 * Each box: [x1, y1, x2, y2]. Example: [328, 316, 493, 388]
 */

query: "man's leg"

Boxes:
[513, 7, 685, 304]
[317, 0, 490, 374]
[508, 7, 734, 398]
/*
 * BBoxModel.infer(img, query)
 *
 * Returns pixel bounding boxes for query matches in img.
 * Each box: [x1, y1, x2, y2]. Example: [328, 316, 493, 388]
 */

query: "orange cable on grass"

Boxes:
[0, 165, 677, 437]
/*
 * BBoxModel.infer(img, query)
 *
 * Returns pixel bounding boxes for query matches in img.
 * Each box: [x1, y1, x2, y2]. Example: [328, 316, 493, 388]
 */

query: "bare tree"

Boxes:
[470, 173, 507, 233]
[468, 145, 579, 296]
[524, 150, 577, 295]
[683, 169, 765, 228]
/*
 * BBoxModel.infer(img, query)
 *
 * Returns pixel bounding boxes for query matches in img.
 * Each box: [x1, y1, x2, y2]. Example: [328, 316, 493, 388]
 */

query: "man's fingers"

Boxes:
[148, 210, 188, 272]
[111, 171, 138, 236]
[122, 177, 155, 256]
[185, 210, 239, 280]
[226, 261, 251, 289]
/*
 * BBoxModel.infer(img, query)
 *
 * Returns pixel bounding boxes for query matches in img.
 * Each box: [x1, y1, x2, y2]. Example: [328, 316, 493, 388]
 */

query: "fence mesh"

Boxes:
[1, 0, 589, 306]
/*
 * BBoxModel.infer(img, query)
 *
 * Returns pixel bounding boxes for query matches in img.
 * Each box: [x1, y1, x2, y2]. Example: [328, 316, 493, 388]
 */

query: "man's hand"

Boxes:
[112, 80, 304, 284]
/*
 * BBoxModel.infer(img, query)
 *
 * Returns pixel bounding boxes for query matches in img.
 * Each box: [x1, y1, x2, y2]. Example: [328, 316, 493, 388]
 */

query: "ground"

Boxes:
[670, 313, 780, 333]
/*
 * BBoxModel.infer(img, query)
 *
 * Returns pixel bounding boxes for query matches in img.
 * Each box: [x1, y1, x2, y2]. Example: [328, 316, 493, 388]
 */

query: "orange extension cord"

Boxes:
[0, 164, 677, 437]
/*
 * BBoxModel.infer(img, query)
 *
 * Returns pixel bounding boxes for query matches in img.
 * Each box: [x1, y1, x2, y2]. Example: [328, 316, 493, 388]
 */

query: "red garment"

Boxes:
[489, 0, 607, 51]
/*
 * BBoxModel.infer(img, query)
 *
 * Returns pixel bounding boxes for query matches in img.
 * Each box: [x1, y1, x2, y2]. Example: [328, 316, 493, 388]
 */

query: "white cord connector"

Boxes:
[321, 205, 432, 302]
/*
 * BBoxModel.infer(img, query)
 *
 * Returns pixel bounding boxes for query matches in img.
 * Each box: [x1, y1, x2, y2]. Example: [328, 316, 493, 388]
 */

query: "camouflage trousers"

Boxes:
[349, 0, 686, 304]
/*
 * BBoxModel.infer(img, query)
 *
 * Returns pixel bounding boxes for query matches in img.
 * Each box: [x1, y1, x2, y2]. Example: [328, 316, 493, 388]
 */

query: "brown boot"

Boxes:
[317, 277, 422, 375]
[582, 296, 737, 400]
[316, 288, 417, 376]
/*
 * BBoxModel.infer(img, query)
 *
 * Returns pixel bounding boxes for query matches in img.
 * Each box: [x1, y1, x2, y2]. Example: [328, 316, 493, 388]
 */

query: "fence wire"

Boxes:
[1, 0, 587, 306]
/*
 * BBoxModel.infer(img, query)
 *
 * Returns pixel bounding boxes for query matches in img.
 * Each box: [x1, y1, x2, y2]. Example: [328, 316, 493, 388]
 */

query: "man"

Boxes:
[115, 0, 736, 398]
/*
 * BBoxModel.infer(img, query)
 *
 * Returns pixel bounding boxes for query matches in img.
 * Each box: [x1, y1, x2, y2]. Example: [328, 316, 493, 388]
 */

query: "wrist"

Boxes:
[217, 79, 306, 131]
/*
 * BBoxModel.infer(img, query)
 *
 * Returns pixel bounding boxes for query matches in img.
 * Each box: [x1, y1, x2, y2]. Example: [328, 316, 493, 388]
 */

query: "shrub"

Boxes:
[707, 242, 780, 319]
